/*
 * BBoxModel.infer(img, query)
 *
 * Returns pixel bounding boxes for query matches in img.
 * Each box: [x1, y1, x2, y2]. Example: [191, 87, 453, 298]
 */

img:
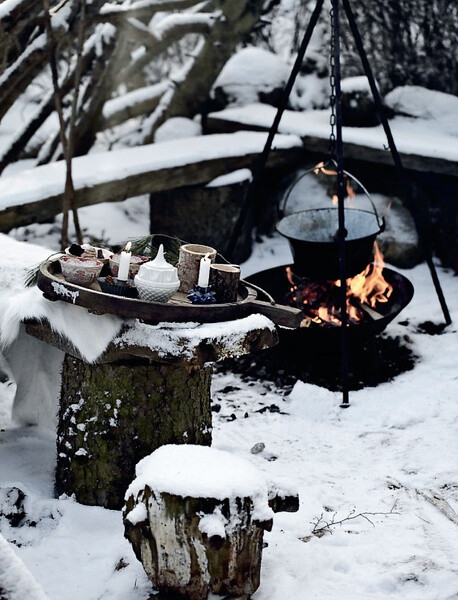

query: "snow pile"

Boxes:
[341, 75, 374, 93]
[126, 444, 273, 522]
[208, 103, 458, 161]
[154, 117, 202, 143]
[0, 532, 49, 600]
[212, 47, 289, 106]
[115, 313, 276, 360]
[0, 131, 301, 211]
[206, 168, 252, 188]
[385, 86, 458, 120]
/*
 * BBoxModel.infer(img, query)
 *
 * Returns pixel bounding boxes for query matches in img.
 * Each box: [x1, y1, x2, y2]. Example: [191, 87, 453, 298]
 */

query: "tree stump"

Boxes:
[25, 317, 278, 510]
[123, 445, 275, 600]
[56, 356, 212, 509]
[149, 169, 253, 264]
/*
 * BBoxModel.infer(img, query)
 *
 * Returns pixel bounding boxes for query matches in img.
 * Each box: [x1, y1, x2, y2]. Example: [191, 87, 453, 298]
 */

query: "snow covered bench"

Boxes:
[207, 103, 458, 177]
[0, 131, 302, 233]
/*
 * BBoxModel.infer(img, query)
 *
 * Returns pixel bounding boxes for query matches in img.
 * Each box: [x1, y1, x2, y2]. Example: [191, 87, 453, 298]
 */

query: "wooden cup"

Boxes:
[209, 264, 240, 303]
[177, 244, 217, 292]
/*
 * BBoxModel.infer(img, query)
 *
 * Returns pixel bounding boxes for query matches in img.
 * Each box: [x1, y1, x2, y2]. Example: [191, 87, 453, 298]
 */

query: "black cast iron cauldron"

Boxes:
[276, 163, 385, 280]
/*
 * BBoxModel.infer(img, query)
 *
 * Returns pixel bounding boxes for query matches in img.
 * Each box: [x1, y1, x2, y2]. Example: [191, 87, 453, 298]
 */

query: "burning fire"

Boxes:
[313, 161, 356, 206]
[285, 242, 393, 327]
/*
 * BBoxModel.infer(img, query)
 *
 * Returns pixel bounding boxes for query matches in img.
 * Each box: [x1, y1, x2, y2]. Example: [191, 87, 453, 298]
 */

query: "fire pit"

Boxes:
[247, 257, 413, 344]
[220, 260, 415, 392]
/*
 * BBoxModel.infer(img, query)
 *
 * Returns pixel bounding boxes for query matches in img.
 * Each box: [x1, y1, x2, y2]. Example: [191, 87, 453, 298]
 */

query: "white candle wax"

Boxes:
[117, 242, 132, 280]
[197, 256, 211, 288]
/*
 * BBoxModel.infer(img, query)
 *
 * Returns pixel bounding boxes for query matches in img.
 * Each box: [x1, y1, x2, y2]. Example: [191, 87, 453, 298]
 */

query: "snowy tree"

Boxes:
[0, 0, 268, 173]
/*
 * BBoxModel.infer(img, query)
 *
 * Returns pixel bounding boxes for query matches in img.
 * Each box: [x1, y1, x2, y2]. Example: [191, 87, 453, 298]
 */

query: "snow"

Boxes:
[102, 82, 169, 120]
[154, 116, 202, 142]
[213, 47, 289, 106]
[0, 34, 46, 90]
[384, 85, 458, 120]
[0, 132, 301, 211]
[208, 103, 458, 161]
[0, 213, 457, 598]
[206, 168, 252, 188]
[0, 532, 49, 600]
[125, 444, 273, 521]
[341, 75, 373, 93]
[115, 314, 275, 359]
[0, 0, 24, 19]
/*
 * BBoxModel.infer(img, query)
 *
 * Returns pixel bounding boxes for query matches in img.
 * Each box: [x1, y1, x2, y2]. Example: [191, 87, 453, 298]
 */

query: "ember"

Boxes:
[285, 242, 393, 327]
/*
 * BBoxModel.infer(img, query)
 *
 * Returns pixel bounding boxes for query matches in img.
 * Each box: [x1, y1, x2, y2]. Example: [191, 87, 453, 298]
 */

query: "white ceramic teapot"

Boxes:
[134, 244, 180, 302]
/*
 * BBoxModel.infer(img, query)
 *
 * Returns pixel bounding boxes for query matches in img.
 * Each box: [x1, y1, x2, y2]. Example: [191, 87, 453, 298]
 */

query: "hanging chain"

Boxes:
[328, 3, 336, 159]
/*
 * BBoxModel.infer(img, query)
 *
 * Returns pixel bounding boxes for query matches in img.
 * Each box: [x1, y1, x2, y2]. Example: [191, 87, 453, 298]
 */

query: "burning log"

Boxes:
[284, 243, 393, 327]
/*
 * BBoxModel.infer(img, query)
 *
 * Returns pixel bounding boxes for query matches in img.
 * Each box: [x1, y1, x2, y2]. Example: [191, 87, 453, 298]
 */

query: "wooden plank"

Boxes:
[0, 136, 302, 232]
[206, 114, 458, 178]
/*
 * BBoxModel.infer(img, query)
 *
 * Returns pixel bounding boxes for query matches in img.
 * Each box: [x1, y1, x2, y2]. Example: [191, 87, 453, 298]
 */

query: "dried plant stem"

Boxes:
[303, 506, 400, 540]
[42, 0, 84, 250]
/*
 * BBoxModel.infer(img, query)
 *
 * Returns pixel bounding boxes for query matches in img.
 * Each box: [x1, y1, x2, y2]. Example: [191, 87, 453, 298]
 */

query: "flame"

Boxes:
[124, 242, 132, 252]
[285, 242, 393, 327]
[313, 161, 355, 206]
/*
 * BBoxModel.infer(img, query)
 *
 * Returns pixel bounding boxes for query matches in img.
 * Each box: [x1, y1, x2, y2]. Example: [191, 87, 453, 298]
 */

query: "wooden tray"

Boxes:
[37, 260, 303, 328]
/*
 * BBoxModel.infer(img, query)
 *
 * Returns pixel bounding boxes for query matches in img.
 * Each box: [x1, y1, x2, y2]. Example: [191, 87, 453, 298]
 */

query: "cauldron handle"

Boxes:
[279, 161, 385, 232]
[342, 169, 385, 232]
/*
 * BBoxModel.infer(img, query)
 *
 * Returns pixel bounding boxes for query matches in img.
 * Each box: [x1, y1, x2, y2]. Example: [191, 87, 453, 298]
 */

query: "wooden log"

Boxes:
[56, 354, 212, 509]
[149, 171, 254, 264]
[123, 445, 274, 600]
[209, 263, 240, 303]
[177, 243, 217, 293]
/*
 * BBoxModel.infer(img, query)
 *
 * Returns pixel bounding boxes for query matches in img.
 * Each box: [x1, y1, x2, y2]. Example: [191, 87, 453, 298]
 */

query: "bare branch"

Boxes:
[93, 0, 204, 24]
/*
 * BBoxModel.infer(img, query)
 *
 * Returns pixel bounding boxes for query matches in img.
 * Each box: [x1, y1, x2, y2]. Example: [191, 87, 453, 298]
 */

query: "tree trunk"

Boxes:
[56, 354, 212, 509]
[124, 487, 272, 600]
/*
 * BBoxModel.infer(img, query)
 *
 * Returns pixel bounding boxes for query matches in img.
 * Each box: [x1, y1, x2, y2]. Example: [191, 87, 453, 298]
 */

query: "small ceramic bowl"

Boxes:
[65, 244, 113, 264]
[59, 256, 104, 287]
[109, 254, 149, 279]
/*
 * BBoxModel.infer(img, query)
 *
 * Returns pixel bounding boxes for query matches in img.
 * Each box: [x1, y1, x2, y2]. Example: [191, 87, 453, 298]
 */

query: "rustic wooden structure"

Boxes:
[206, 109, 458, 177]
[123, 445, 299, 600]
[0, 133, 302, 233]
[25, 315, 279, 510]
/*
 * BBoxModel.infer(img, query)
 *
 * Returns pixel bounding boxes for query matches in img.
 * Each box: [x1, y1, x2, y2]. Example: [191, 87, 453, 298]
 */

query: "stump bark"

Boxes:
[56, 356, 212, 508]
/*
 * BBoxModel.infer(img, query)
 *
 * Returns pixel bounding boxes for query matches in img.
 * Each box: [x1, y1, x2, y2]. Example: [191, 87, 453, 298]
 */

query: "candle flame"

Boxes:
[124, 242, 132, 252]
[204, 252, 211, 260]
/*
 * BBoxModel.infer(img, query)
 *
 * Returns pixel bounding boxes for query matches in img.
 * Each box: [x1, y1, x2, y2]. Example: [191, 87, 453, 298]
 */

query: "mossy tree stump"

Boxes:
[25, 318, 278, 510]
[56, 356, 212, 509]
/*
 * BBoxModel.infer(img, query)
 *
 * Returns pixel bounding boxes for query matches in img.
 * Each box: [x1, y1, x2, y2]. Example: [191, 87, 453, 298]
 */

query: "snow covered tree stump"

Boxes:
[25, 316, 277, 510]
[123, 445, 275, 600]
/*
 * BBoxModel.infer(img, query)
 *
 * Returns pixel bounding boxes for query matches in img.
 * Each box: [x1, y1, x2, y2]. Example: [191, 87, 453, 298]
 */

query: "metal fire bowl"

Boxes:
[277, 208, 385, 280]
[246, 265, 414, 345]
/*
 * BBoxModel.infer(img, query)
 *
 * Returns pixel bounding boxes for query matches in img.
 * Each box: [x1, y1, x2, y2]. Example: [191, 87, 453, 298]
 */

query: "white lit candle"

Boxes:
[117, 242, 132, 281]
[197, 254, 211, 288]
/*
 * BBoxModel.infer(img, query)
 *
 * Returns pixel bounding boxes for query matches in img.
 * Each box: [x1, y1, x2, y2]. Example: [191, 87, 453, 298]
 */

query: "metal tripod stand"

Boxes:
[226, 0, 452, 408]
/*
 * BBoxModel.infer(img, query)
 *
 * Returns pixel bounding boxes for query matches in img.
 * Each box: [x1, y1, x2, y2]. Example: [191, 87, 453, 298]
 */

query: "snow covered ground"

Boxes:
[0, 194, 457, 599]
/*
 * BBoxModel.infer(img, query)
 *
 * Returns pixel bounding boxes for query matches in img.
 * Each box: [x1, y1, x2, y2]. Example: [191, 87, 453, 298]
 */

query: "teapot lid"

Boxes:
[145, 245, 173, 270]
[136, 244, 179, 284]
